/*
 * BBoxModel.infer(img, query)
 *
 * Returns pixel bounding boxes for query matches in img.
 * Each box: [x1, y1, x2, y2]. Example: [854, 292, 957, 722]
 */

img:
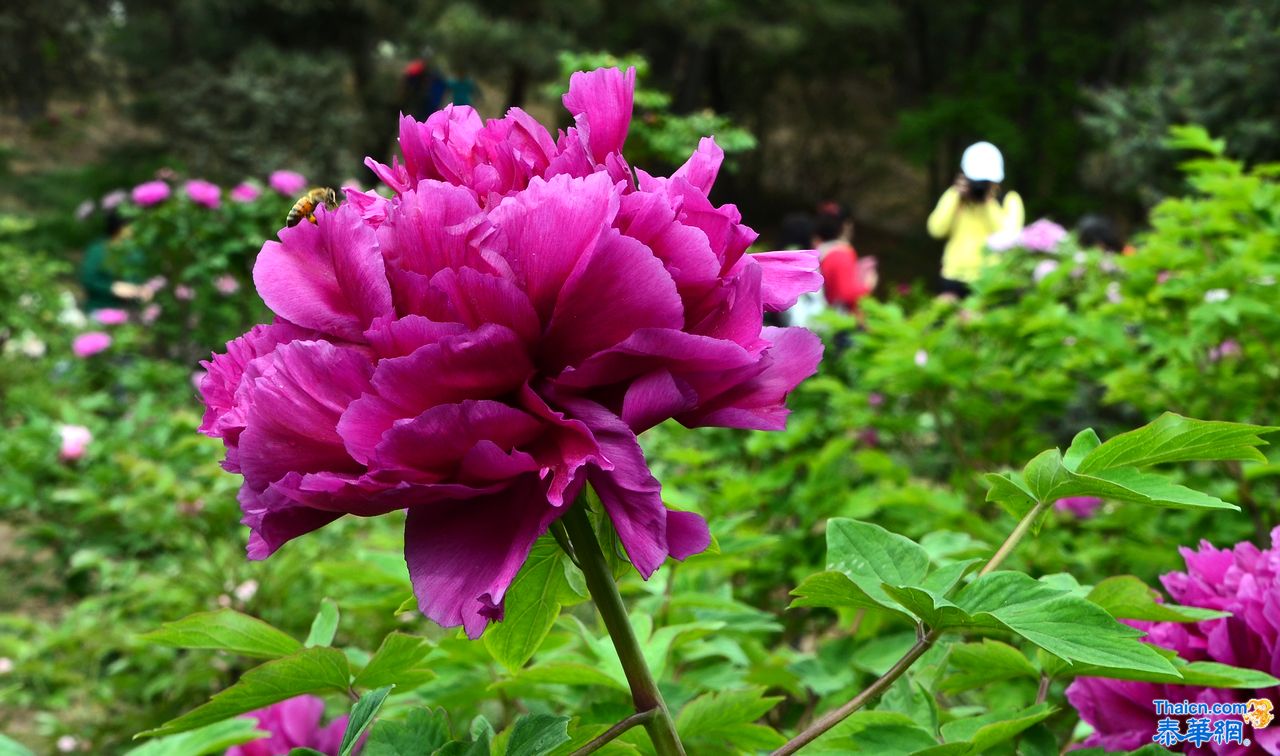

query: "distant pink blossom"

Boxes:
[1018, 219, 1068, 252]
[231, 182, 263, 203]
[868, 392, 885, 408]
[101, 189, 128, 210]
[91, 308, 129, 325]
[141, 304, 162, 324]
[131, 180, 171, 207]
[1053, 496, 1103, 518]
[1106, 281, 1122, 304]
[1208, 339, 1242, 363]
[1157, 270, 1173, 284]
[1032, 259, 1059, 282]
[226, 696, 349, 756]
[75, 199, 95, 220]
[184, 179, 222, 209]
[175, 285, 195, 301]
[914, 349, 929, 367]
[72, 331, 112, 357]
[986, 229, 1020, 251]
[269, 170, 307, 196]
[58, 424, 92, 461]
[215, 275, 241, 295]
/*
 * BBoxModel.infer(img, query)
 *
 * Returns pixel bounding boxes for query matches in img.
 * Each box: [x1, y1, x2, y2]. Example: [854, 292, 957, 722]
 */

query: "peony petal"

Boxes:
[237, 341, 374, 492]
[486, 172, 619, 320]
[554, 327, 756, 390]
[562, 67, 636, 164]
[404, 477, 561, 638]
[419, 267, 541, 345]
[671, 137, 723, 195]
[254, 204, 393, 341]
[620, 370, 698, 433]
[239, 485, 343, 561]
[748, 250, 823, 312]
[688, 258, 767, 349]
[541, 228, 684, 372]
[372, 400, 544, 480]
[377, 180, 492, 277]
[362, 314, 468, 359]
[200, 321, 316, 441]
[558, 396, 709, 577]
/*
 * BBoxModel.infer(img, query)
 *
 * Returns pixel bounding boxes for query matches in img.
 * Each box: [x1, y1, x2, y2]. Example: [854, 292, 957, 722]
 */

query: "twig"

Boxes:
[570, 709, 659, 755]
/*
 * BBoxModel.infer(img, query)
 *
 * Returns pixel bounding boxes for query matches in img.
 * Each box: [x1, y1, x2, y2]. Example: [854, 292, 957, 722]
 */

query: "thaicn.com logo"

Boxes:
[1151, 698, 1273, 748]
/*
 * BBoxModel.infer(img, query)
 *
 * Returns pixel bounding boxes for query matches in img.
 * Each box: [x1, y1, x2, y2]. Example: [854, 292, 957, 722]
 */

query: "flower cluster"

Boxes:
[1019, 218, 1068, 252]
[1066, 527, 1280, 753]
[200, 67, 823, 637]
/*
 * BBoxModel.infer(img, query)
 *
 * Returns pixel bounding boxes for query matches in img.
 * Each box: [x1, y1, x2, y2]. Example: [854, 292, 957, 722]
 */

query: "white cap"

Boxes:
[960, 141, 1004, 183]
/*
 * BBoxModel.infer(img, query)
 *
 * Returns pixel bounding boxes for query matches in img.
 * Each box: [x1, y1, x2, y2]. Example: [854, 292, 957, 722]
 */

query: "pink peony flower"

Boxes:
[1157, 270, 1173, 284]
[1018, 219, 1068, 252]
[1066, 528, 1280, 754]
[56, 735, 79, 753]
[1106, 281, 1123, 304]
[231, 182, 263, 203]
[226, 695, 349, 756]
[75, 199, 95, 221]
[185, 179, 222, 209]
[986, 229, 1020, 252]
[215, 275, 241, 295]
[175, 285, 195, 301]
[200, 67, 823, 638]
[91, 308, 129, 325]
[1053, 496, 1103, 518]
[73, 331, 112, 357]
[131, 180, 171, 207]
[269, 170, 308, 196]
[58, 424, 92, 461]
[868, 392, 885, 408]
[141, 303, 162, 324]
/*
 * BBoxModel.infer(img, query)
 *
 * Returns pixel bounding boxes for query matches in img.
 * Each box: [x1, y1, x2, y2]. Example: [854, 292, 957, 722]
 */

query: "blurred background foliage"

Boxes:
[5, 0, 1280, 281]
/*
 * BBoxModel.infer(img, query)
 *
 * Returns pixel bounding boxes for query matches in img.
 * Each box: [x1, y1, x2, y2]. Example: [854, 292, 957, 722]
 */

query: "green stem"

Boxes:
[773, 498, 1051, 754]
[560, 499, 686, 756]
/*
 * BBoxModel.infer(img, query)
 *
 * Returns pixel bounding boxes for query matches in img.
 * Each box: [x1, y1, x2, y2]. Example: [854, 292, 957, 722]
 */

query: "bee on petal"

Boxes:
[285, 187, 339, 227]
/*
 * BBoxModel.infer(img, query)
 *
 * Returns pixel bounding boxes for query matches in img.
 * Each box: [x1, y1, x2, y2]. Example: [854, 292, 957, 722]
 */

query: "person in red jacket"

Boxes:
[814, 202, 873, 312]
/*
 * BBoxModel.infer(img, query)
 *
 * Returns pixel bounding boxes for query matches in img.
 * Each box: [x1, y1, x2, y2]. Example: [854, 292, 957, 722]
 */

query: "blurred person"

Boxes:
[927, 141, 1024, 297]
[815, 202, 874, 313]
[778, 211, 815, 251]
[401, 51, 448, 120]
[1076, 213, 1132, 254]
[79, 209, 136, 311]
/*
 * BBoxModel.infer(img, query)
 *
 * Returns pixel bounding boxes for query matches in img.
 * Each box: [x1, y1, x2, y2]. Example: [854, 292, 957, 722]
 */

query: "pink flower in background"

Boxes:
[201, 67, 822, 639]
[1209, 339, 1243, 363]
[986, 229, 1020, 251]
[868, 392, 885, 408]
[75, 199, 95, 221]
[141, 303, 162, 324]
[57, 425, 92, 461]
[269, 170, 308, 196]
[175, 285, 195, 301]
[1032, 259, 1059, 282]
[1066, 528, 1280, 754]
[1053, 496, 1103, 518]
[72, 331, 112, 357]
[154, 167, 178, 181]
[231, 182, 263, 203]
[101, 189, 128, 210]
[91, 308, 129, 325]
[1106, 281, 1123, 304]
[1018, 219, 1068, 252]
[1157, 270, 1173, 284]
[185, 179, 222, 209]
[226, 695, 349, 756]
[131, 180, 171, 207]
[914, 349, 929, 367]
[215, 275, 241, 295]
[144, 276, 168, 297]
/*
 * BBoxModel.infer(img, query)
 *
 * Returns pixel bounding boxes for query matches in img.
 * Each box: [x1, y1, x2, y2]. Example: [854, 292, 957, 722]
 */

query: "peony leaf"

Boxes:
[939, 640, 1039, 693]
[504, 714, 571, 756]
[305, 598, 339, 648]
[137, 647, 351, 738]
[802, 711, 939, 754]
[676, 687, 785, 752]
[484, 537, 570, 672]
[1077, 413, 1277, 474]
[361, 708, 452, 756]
[339, 685, 392, 756]
[139, 609, 302, 660]
[352, 632, 434, 690]
[1087, 576, 1230, 623]
[937, 703, 1056, 754]
[122, 719, 269, 756]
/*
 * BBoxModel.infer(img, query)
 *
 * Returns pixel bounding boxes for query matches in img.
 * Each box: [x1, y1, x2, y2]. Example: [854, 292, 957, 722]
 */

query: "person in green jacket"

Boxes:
[927, 141, 1024, 298]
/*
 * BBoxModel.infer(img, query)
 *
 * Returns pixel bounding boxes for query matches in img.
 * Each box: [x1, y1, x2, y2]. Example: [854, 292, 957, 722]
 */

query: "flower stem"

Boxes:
[773, 498, 1052, 754]
[570, 709, 658, 755]
[560, 499, 686, 756]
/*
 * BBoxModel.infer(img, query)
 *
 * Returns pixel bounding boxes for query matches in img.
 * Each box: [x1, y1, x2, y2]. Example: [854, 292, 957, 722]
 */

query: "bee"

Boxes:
[286, 187, 340, 227]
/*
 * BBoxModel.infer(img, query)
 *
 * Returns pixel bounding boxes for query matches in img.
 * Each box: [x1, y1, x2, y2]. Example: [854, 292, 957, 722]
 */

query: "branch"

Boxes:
[570, 709, 659, 755]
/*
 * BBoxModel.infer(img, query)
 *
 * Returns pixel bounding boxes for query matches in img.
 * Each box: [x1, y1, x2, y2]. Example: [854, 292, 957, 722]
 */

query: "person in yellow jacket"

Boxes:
[927, 141, 1024, 297]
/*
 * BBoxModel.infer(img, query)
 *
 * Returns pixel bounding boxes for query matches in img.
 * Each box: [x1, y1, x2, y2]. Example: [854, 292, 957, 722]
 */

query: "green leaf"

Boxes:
[813, 519, 930, 613]
[505, 714, 571, 756]
[805, 711, 938, 754]
[361, 708, 452, 755]
[485, 538, 569, 672]
[340, 686, 392, 756]
[287, 750, 327, 755]
[506, 661, 630, 691]
[352, 632, 435, 689]
[938, 703, 1056, 753]
[0, 735, 34, 756]
[1087, 576, 1229, 623]
[676, 687, 785, 751]
[1077, 413, 1276, 474]
[983, 472, 1037, 518]
[138, 647, 351, 738]
[139, 610, 302, 659]
[920, 559, 981, 596]
[1062, 429, 1102, 471]
[939, 640, 1038, 693]
[1053, 657, 1279, 688]
[878, 585, 969, 628]
[124, 719, 267, 756]
[305, 599, 340, 648]
[790, 571, 901, 616]
[953, 573, 1178, 676]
